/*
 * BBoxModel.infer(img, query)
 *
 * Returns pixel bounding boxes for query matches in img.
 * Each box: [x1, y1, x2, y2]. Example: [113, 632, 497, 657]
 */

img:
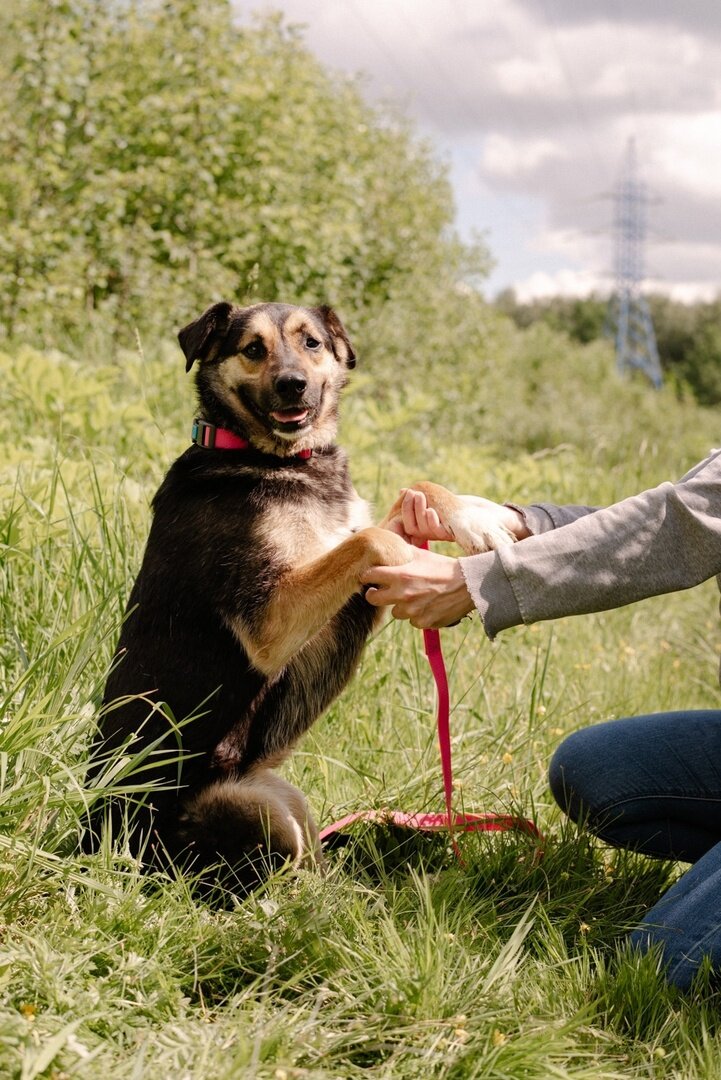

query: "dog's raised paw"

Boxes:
[447, 503, 517, 555]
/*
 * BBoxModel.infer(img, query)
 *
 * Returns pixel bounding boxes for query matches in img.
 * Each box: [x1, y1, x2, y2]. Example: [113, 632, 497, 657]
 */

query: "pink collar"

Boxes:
[191, 418, 312, 459]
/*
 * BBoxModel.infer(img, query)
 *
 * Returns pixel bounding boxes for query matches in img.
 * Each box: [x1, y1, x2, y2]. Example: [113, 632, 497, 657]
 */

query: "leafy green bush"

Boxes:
[0, 0, 488, 346]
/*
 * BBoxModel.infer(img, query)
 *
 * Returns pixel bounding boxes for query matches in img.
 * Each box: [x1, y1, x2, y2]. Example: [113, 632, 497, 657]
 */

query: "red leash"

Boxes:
[320, 543, 542, 856]
[423, 621, 462, 861]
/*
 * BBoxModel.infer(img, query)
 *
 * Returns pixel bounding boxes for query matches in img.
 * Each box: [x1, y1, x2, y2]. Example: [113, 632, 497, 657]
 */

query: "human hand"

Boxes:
[392, 488, 455, 546]
[360, 545, 475, 629]
[388, 488, 529, 552]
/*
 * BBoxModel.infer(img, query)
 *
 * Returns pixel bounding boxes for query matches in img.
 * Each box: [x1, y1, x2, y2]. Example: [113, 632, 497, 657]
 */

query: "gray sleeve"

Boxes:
[507, 502, 599, 534]
[460, 449, 721, 640]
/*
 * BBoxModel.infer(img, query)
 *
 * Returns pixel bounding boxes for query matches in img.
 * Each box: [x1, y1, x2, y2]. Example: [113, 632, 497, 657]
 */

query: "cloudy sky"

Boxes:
[237, 0, 721, 302]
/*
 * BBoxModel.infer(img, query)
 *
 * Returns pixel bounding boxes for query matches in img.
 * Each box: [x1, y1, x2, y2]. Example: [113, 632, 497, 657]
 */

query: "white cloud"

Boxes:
[482, 135, 566, 177]
[513, 270, 716, 304]
[651, 113, 721, 200]
[495, 56, 565, 98]
[513, 268, 608, 302]
[647, 280, 720, 304]
[235, 0, 721, 299]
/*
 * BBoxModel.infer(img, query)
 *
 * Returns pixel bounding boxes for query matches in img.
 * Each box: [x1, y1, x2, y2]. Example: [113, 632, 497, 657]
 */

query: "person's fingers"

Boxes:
[402, 491, 447, 541]
[397, 604, 419, 623]
[366, 586, 407, 609]
[417, 498, 453, 541]
[426, 507, 451, 539]
[412, 492, 427, 531]
[401, 490, 423, 535]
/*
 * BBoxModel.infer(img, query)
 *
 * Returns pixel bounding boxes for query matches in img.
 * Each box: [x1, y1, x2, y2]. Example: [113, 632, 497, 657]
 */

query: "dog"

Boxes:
[84, 301, 514, 896]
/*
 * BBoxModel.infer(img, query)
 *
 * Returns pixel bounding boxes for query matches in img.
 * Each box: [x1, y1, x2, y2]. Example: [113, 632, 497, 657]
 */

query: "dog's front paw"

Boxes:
[447, 500, 517, 555]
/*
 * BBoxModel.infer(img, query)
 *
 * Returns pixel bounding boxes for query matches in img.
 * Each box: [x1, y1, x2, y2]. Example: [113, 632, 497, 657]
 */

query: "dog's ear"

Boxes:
[178, 302, 233, 373]
[313, 306, 356, 369]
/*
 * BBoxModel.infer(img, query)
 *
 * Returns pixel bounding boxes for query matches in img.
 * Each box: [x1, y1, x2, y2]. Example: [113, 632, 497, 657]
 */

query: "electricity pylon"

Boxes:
[606, 138, 663, 387]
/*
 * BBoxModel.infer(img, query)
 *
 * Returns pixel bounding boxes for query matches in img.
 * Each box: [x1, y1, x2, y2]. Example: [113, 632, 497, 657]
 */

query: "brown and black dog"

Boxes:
[84, 302, 513, 896]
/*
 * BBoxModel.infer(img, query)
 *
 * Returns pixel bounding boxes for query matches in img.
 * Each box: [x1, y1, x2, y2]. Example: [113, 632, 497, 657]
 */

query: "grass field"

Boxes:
[3, 323, 721, 1078]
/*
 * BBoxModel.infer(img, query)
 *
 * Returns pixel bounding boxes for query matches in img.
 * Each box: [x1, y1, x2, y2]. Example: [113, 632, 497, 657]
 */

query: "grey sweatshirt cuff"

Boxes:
[458, 504, 550, 639]
[508, 502, 599, 533]
[505, 502, 556, 535]
[459, 552, 523, 640]
[458, 502, 601, 639]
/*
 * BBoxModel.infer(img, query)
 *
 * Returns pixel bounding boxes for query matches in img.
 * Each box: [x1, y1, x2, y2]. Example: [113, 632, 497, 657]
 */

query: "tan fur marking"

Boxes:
[282, 312, 332, 359]
[282, 311, 317, 337]
[226, 492, 373, 667]
[216, 354, 263, 382]
[241, 310, 279, 348]
[239, 527, 413, 676]
[254, 493, 372, 568]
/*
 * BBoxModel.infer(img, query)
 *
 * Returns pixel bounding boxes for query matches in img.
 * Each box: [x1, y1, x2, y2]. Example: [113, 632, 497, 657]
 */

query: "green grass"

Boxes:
[3, 326, 721, 1078]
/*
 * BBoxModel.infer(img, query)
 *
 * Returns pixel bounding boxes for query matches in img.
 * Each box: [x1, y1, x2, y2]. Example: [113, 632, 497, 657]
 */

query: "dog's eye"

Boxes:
[305, 336, 322, 351]
[242, 340, 265, 361]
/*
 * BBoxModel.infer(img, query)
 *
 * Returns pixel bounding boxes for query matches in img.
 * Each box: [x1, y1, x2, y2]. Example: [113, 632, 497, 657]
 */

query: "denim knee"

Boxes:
[549, 727, 605, 825]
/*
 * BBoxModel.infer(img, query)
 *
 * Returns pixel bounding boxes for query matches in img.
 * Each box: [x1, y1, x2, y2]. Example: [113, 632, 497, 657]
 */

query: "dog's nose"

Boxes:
[275, 373, 307, 398]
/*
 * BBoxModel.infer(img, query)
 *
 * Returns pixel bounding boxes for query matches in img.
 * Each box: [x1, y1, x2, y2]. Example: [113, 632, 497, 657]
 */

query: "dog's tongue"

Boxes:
[271, 408, 308, 423]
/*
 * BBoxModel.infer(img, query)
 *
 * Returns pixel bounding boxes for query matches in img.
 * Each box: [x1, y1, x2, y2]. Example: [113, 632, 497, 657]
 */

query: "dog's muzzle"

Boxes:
[269, 373, 315, 430]
[274, 372, 307, 400]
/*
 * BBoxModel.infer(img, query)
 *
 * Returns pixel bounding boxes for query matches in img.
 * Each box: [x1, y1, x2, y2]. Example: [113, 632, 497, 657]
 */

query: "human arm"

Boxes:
[363, 489, 600, 627]
[364, 449, 721, 634]
[463, 449, 721, 638]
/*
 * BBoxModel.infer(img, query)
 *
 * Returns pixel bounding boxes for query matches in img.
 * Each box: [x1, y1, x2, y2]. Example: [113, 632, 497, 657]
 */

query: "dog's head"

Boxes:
[178, 302, 356, 456]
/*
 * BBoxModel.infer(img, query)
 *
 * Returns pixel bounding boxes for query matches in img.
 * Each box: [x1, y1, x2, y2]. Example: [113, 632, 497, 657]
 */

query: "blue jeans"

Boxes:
[549, 710, 721, 991]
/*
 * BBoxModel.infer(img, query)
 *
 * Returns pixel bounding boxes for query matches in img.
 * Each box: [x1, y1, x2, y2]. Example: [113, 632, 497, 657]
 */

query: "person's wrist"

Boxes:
[502, 503, 532, 540]
[451, 559, 475, 617]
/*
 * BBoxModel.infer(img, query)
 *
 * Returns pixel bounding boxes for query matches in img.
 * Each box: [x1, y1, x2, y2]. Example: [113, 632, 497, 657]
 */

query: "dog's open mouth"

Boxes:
[269, 407, 310, 429]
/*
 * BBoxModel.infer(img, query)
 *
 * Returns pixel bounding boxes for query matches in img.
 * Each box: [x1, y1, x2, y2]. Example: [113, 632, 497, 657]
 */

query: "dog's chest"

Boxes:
[258, 491, 372, 567]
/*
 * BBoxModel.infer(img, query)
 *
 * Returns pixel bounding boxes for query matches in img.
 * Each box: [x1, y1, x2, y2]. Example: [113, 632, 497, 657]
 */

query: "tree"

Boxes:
[0, 0, 489, 344]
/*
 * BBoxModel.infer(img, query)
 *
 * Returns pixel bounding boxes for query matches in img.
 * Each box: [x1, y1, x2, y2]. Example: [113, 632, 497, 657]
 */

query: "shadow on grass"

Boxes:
[324, 815, 681, 960]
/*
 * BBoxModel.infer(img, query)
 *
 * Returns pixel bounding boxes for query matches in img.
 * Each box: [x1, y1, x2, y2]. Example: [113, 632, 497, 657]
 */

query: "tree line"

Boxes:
[495, 290, 721, 406]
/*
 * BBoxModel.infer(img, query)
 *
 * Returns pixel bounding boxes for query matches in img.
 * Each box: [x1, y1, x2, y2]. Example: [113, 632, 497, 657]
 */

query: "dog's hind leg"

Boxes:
[173, 767, 323, 898]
